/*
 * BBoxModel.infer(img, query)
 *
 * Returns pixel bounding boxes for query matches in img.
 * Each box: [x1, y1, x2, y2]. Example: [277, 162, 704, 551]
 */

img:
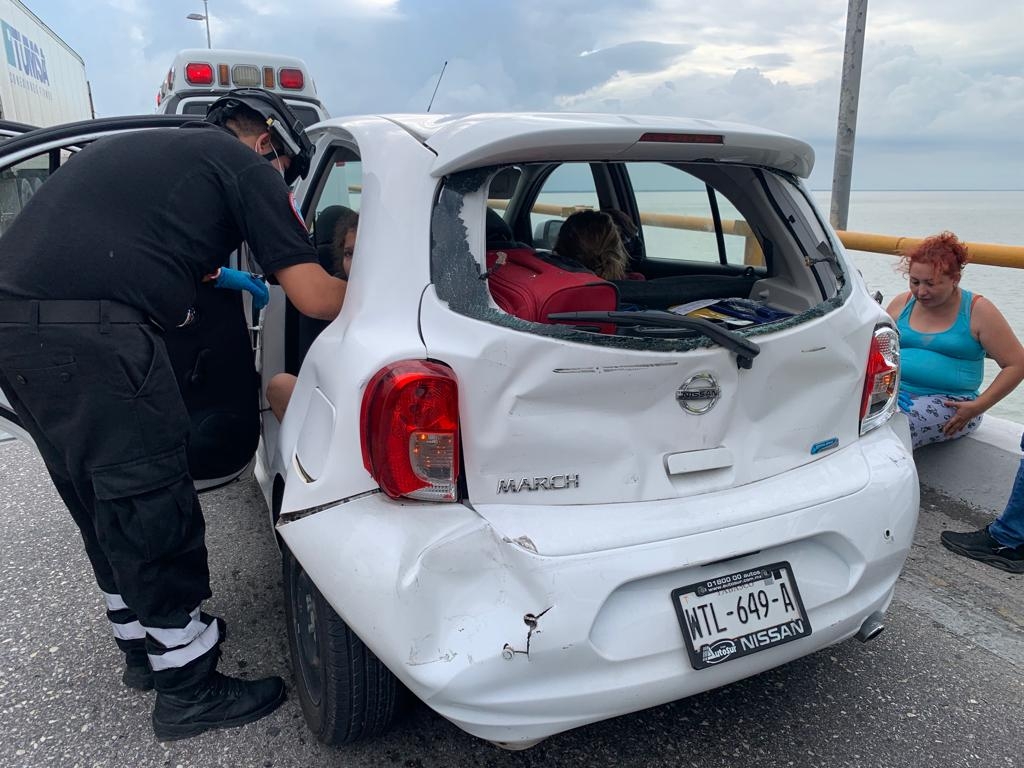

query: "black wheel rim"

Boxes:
[291, 563, 323, 707]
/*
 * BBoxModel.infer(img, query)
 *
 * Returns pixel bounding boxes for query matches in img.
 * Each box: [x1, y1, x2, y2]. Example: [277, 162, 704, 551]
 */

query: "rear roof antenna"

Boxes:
[427, 60, 448, 113]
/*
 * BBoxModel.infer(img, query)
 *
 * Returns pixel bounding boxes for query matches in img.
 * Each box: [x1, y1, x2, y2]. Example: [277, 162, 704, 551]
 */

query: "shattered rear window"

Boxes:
[430, 163, 850, 353]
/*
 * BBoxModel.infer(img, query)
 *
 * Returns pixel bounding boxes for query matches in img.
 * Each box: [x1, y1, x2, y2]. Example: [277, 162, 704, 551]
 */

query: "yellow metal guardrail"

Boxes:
[500, 199, 1024, 269]
[834, 231, 1024, 269]
[495, 200, 765, 265]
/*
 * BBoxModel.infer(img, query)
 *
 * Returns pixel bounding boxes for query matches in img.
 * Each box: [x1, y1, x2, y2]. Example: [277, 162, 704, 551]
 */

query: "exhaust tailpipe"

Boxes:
[856, 612, 885, 643]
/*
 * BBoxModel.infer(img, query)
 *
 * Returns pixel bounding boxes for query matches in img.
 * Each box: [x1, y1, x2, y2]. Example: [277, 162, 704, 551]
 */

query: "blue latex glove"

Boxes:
[897, 391, 913, 413]
[213, 267, 269, 311]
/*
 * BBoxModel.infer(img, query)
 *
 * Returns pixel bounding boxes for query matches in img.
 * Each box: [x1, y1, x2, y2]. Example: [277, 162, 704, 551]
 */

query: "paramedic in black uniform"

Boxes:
[0, 89, 345, 740]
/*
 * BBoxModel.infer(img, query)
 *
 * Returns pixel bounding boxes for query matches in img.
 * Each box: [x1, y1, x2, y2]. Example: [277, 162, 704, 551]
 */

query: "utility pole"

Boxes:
[830, 0, 868, 231]
[201, 0, 211, 48]
[187, 0, 212, 49]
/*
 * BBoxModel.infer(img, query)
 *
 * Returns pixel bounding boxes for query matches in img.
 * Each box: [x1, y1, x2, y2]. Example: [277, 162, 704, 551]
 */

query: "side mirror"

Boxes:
[534, 218, 563, 250]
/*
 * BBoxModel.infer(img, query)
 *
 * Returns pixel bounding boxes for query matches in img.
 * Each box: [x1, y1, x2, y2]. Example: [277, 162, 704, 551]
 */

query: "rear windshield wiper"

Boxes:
[548, 310, 761, 370]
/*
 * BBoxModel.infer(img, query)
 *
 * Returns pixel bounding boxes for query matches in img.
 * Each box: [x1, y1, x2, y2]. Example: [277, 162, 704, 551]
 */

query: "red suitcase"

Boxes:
[485, 247, 618, 334]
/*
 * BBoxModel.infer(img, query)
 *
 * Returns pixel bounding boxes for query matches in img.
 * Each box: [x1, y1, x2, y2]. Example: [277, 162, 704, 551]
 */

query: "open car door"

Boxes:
[0, 115, 262, 490]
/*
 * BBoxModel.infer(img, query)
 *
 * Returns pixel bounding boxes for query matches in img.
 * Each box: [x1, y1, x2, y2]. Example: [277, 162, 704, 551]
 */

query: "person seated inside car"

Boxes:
[331, 207, 358, 281]
[552, 210, 629, 281]
[600, 208, 645, 278]
[267, 208, 358, 422]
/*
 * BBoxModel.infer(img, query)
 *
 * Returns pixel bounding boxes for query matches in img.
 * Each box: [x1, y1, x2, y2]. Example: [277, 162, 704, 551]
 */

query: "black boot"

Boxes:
[122, 646, 154, 691]
[152, 671, 286, 741]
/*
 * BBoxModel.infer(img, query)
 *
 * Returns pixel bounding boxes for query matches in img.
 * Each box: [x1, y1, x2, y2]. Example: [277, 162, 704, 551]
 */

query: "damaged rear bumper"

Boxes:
[277, 430, 918, 746]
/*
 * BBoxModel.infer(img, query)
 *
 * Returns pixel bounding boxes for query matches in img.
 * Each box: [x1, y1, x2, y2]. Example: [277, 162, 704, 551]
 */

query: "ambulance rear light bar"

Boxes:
[182, 60, 309, 92]
[185, 62, 214, 86]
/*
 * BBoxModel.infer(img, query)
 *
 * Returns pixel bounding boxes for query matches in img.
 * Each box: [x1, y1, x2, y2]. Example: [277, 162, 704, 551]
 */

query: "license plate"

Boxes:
[671, 561, 811, 670]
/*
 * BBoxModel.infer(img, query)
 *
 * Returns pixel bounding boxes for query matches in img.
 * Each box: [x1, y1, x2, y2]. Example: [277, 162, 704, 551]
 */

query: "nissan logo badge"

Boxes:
[676, 372, 720, 414]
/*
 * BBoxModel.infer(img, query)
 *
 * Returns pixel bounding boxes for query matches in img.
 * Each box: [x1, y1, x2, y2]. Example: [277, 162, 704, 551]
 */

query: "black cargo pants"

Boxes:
[0, 301, 221, 691]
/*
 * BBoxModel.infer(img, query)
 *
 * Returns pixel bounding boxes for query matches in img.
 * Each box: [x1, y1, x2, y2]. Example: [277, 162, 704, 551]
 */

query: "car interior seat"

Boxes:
[613, 268, 760, 310]
[486, 207, 521, 248]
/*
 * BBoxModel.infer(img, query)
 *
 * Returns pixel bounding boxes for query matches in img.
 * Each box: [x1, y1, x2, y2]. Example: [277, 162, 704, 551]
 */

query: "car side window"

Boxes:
[274, 144, 363, 377]
[306, 148, 362, 277]
[529, 163, 600, 250]
[314, 155, 362, 216]
[625, 162, 764, 267]
[0, 152, 55, 236]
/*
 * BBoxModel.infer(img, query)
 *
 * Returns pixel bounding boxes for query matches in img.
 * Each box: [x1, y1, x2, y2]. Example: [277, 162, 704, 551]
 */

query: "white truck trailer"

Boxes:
[0, 0, 93, 126]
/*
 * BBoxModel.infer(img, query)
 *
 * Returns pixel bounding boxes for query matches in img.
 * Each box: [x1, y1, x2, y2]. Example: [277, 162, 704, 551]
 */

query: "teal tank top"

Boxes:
[897, 289, 985, 398]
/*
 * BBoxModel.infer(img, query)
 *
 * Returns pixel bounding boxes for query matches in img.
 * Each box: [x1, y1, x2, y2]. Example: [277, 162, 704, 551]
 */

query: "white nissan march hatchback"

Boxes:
[0, 113, 919, 750]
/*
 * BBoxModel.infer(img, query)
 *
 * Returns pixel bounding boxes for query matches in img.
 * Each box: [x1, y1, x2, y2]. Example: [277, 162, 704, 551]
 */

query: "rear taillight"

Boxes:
[360, 360, 460, 501]
[184, 62, 214, 85]
[860, 325, 900, 435]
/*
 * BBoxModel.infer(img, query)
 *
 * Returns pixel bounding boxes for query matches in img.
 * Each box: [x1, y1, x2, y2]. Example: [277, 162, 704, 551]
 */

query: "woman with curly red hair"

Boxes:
[885, 231, 1024, 450]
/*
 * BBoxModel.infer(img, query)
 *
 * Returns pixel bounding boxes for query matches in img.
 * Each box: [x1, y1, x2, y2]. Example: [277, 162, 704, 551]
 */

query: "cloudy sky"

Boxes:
[26, 0, 1024, 189]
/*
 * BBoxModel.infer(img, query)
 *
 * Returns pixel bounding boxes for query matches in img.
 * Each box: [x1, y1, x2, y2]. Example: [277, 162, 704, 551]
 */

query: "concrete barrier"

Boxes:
[914, 414, 1021, 516]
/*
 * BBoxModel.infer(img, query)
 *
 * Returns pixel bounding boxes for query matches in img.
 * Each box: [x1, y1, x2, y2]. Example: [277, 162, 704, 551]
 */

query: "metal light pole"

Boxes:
[186, 0, 211, 49]
[830, 0, 868, 231]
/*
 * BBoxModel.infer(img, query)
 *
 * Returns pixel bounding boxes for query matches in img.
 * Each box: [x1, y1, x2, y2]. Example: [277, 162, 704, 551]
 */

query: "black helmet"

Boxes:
[206, 87, 314, 185]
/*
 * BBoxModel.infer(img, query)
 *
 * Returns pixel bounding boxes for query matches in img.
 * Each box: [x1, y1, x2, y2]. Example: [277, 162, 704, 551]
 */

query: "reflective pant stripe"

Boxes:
[148, 618, 220, 672]
[145, 606, 207, 648]
[103, 593, 217, 666]
[102, 590, 146, 640]
[101, 590, 129, 612]
[111, 619, 146, 641]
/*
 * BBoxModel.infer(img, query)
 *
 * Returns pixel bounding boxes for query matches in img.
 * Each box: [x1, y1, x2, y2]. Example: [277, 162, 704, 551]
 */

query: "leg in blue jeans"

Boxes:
[989, 432, 1024, 548]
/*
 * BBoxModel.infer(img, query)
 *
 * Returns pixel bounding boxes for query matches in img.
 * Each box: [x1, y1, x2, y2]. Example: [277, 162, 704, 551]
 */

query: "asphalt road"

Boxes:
[0, 438, 1021, 768]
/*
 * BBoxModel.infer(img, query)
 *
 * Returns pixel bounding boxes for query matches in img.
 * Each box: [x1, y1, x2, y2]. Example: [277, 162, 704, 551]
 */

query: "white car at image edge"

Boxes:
[0, 111, 919, 750]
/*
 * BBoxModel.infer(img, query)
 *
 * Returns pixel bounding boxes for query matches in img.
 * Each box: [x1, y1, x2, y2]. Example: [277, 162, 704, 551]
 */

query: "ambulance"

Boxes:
[156, 48, 328, 129]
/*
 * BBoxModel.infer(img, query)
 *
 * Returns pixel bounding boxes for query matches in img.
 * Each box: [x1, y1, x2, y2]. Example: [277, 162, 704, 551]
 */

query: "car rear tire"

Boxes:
[282, 544, 399, 744]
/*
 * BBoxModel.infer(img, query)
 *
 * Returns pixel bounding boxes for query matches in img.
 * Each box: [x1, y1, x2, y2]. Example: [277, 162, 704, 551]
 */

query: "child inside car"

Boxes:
[266, 207, 358, 422]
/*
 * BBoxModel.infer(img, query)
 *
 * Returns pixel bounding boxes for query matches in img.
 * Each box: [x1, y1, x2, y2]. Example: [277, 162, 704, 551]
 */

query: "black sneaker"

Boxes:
[152, 672, 286, 741]
[940, 527, 1024, 574]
